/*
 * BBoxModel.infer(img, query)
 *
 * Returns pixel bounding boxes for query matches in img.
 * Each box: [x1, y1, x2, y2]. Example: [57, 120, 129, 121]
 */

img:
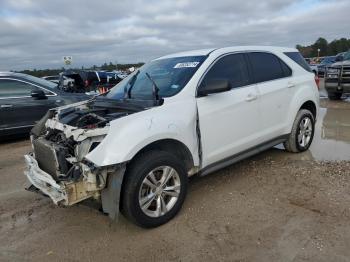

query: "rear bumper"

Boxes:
[24, 154, 67, 204]
[325, 82, 350, 93]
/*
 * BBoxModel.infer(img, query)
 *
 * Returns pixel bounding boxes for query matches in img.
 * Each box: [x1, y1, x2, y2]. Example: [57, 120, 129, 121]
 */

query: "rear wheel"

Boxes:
[121, 150, 188, 228]
[328, 92, 342, 100]
[284, 109, 315, 153]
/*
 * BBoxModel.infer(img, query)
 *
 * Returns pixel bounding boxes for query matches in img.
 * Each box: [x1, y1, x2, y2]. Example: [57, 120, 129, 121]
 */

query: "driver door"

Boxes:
[196, 53, 262, 168]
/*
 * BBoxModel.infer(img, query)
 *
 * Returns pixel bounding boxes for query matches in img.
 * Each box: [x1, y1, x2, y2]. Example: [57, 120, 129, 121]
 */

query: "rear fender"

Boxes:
[284, 80, 319, 134]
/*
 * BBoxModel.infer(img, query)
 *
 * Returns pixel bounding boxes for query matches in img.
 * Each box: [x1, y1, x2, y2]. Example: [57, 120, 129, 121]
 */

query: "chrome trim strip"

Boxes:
[0, 124, 34, 130]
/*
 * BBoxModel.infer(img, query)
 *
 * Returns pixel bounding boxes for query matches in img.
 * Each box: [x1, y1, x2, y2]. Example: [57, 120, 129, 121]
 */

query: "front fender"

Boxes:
[85, 98, 199, 167]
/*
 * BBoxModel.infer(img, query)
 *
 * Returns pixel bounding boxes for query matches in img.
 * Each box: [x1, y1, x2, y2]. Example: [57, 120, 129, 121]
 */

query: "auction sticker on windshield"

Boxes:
[174, 62, 200, 68]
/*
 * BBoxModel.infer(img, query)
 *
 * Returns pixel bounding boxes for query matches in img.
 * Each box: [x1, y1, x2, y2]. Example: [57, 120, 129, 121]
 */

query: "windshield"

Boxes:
[22, 74, 58, 89]
[343, 52, 350, 61]
[107, 56, 207, 100]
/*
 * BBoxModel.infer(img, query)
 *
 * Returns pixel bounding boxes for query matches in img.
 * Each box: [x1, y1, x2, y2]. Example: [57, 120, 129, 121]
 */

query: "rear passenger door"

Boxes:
[247, 52, 293, 140]
[196, 53, 261, 168]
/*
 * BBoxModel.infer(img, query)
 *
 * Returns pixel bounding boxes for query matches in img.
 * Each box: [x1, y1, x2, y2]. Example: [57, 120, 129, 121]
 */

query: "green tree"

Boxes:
[311, 37, 328, 57]
[296, 37, 350, 58]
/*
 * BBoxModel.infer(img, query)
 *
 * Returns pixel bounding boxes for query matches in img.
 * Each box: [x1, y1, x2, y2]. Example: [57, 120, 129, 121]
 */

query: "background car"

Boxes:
[61, 70, 123, 93]
[317, 56, 336, 77]
[324, 51, 350, 100]
[0, 72, 89, 137]
[335, 52, 346, 62]
[42, 75, 75, 89]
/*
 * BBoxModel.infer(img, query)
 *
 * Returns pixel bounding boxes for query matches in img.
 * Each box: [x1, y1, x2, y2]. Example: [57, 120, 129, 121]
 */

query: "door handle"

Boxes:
[245, 93, 257, 102]
[287, 82, 295, 88]
[0, 104, 13, 108]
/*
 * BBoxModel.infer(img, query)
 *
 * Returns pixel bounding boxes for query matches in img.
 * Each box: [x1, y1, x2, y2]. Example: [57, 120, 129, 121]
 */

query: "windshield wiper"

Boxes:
[145, 72, 160, 105]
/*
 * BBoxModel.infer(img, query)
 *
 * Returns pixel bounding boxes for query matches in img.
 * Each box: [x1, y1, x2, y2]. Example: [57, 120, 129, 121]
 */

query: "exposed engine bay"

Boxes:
[25, 97, 153, 218]
[57, 97, 149, 128]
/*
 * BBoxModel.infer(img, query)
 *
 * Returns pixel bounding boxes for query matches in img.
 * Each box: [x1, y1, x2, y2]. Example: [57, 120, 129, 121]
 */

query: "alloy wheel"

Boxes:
[138, 166, 181, 218]
[298, 116, 313, 148]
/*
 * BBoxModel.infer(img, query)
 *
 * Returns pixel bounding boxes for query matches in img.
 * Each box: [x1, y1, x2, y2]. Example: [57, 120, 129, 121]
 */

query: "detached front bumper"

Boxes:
[24, 154, 99, 205]
[24, 154, 67, 204]
[25, 152, 127, 221]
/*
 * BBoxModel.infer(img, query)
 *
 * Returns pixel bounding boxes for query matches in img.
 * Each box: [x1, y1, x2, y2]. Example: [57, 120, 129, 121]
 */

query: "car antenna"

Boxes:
[145, 72, 160, 105]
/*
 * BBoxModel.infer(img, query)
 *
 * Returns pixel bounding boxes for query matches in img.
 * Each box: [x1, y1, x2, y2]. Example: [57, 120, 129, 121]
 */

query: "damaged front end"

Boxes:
[24, 98, 146, 219]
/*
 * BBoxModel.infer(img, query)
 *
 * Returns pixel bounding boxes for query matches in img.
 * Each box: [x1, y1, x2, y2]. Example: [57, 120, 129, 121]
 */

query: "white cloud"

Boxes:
[0, 0, 348, 70]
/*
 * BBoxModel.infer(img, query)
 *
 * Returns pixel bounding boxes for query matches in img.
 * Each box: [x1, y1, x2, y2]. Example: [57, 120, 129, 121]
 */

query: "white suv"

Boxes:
[25, 46, 319, 228]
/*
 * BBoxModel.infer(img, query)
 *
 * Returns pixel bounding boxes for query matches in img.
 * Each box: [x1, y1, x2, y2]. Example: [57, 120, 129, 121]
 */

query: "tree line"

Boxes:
[18, 62, 145, 78]
[296, 37, 350, 58]
[18, 37, 350, 77]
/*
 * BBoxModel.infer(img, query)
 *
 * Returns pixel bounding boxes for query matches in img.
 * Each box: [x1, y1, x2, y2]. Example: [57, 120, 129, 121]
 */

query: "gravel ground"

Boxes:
[0, 97, 349, 262]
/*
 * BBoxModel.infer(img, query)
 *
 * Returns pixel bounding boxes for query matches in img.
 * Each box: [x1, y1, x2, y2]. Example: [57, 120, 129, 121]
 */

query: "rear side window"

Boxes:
[248, 52, 290, 83]
[284, 52, 312, 73]
[201, 53, 250, 89]
[280, 60, 292, 77]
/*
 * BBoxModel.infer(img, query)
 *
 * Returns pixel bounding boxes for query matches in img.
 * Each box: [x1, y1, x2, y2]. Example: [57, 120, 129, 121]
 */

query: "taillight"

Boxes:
[314, 75, 320, 89]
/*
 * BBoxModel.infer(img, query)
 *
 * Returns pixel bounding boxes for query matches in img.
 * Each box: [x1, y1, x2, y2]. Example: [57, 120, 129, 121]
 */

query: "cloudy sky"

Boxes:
[0, 0, 349, 70]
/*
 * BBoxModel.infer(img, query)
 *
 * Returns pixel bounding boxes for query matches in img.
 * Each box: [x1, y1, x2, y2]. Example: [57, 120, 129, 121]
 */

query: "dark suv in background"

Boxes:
[325, 51, 350, 100]
[317, 56, 336, 77]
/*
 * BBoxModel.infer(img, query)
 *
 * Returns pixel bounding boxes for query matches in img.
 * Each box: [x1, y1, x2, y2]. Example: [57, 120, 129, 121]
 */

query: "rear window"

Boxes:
[284, 52, 312, 73]
[344, 52, 350, 61]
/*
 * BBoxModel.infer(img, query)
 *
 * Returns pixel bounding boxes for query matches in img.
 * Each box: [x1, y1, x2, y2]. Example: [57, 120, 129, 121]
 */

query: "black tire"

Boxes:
[121, 150, 188, 228]
[284, 109, 315, 153]
[327, 92, 342, 100]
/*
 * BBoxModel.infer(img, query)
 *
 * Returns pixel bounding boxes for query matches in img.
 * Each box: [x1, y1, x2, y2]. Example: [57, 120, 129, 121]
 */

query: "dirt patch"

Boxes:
[0, 99, 350, 262]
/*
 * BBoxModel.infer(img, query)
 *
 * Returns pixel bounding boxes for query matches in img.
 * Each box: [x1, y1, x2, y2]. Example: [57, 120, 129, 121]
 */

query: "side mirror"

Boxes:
[31, 89, 47, 99]
[198, 79, 231, 97]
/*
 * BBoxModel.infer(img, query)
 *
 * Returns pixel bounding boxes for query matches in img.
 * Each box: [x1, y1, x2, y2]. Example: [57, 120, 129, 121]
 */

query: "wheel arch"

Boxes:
[129, 138, 195, 173]
[284, 95, 318, 135]
[299, 100, 317, 119]
[103, 138, 195, 222]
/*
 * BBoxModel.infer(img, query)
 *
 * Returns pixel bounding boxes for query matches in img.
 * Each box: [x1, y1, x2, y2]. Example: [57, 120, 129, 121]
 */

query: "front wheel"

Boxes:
[121, 150, 188, 228]
[284, 109, 315, 153]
